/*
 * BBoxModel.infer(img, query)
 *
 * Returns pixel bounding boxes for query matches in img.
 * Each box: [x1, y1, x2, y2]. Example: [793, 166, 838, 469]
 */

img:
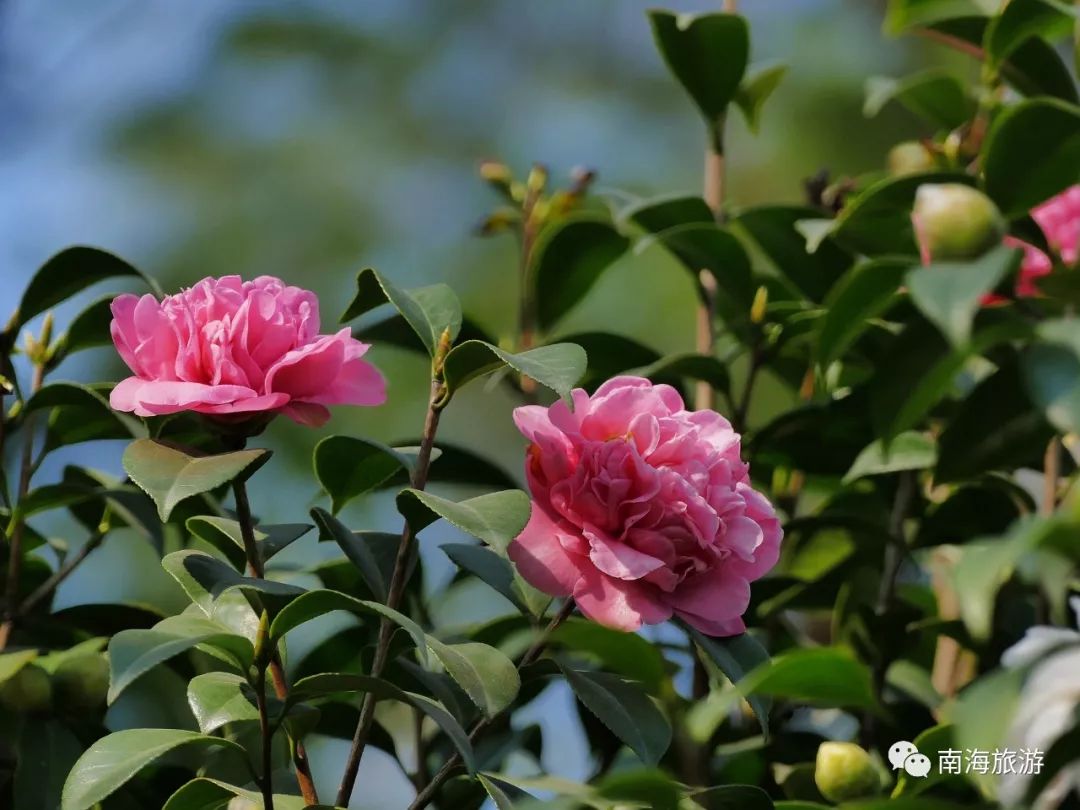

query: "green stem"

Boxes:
[256, 661, 275, 810]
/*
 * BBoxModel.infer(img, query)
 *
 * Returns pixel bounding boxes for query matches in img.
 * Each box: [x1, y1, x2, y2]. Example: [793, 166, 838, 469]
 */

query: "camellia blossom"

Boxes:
[1005, 184, 1080, 297]
[508, 376, 781, 635]
[109, 275, 386, 427]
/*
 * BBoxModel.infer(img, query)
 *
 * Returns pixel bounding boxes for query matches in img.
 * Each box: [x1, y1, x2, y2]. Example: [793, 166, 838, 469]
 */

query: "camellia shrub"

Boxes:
[2, 1, 1080, 808]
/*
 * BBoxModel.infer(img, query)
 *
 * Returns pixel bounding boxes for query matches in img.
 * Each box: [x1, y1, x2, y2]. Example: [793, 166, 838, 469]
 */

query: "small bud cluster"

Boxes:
[475, 160, 596, 237]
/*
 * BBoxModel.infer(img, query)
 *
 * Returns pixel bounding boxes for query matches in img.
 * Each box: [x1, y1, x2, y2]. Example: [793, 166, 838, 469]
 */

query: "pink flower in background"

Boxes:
[109, 275, 386, 427]
[1006, 185, 1080, 297]
[508, 376, 781, 636]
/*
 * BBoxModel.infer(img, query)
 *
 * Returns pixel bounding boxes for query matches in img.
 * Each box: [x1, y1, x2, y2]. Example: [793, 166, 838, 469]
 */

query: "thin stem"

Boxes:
[336, 366, 448, 808]
[1042, 436, 1061, 515]
[256, 663, 275, 810]
[0, 362, 45, 650]
[16, 529, 106, 617]
[232, 477, 320, 806]
[407, 600, 576, 810]
[517, 185, 541, 400]
[413, 707, 430, 787]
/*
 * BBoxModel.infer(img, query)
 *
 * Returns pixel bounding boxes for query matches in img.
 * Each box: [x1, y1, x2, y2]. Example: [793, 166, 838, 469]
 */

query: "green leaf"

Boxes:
[340, 267, 461, 356]
[632, 353, 731, 401]
[61, 729, 247, 810]
[123, 439, 269, 521]
[425, 637, 520, 716]
[312, 507, 387, 602]
[864, 70, 976, 129]
[291, 672, 477, 772]
[107, 614, 253, 702]
[953, 668, 1023, 796]
[828, 171, 972, 257]
[162, 550, 306, 618]
[14, 482, 104, 522]
[906, 246, 1019, 348]
[816, 257, 911, 366]
[14, 720, 84, 810]
[733, 206, 853, 302]
[552, 618, 667, 692]
[983, 98, 1080, 218]
[531, 218, 629, 331]
[51, 295, 115, 363]
[1022, 318, 1080, 434]
[892, 724, 956, 797]
[741, 646, 878, 710]
[844, 432, 938, 483]
[647, 10, 749, 141]
[734, 62, 788, 133]
[186, 671, 260, 733]
[936, 356, 1052, 482]
[620, 194, 714, 232]
[985, 0, 1076, 68]
[162, 778, 310, 810]
[688, 785, 775, 810]
[26, 382, 146, 452]
[442, 543, 546, 617]
[478, 773, 535, 810]
[883, 0, 990, 34]
[397, 488, 531, 553]
[685, 626, 771, 737]
[10, 246, 159, 335]
[0, 650, 38, 685]
[541, 331, 660, 392]
[186, 516, 312, 570]
[441, 340, 586, 405]
[559, 665, 672, 766]
[313, 435, 414, 514]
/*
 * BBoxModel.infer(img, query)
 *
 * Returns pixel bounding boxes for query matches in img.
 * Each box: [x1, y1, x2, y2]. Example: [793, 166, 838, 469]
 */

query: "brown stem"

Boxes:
[0, 362, 45, 649]
[256, 663, 275, 809]
[233, 477, 320, 805]
[413, 706, 430, 787]
[16, 529, 106, 617]
[407, 600, 576, 810]
[1042, 437, 1061, 515]
[517, 190, 540, 400]
[336, 370, 447, 808]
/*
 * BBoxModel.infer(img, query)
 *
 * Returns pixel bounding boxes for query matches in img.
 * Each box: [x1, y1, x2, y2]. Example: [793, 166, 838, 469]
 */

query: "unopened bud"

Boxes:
[887, 142, 935, 176]
[814, 742, 881, 803]
[476, 207, 520, 236]
[0, 664, 52, 714]
[912, 183, 1005, 264]
[39, 312, 54, 349]
[479, 159, 512, 186]
[750, 286, 769, 324]
[526, 163, 549, 196]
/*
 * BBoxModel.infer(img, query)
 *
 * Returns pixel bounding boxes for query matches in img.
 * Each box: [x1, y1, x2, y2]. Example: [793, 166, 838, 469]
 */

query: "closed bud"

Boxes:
[479, 159, 512, 186]
[476, 207, 520, 236]
[750, 286, 769, 324]
[912, 183, 1005, 263]
[887, 141, 935, 176]
[526, 163, 549, 196]
[814, 742, 881, 803]
[0, 664, 53, 714]
[53, 654, 109, 714]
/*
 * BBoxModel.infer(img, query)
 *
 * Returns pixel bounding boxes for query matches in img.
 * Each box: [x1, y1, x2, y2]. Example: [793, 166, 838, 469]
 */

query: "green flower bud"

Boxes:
[912, 183, 1006, 263]
[814, 741, 881, 803]
[887, 141, 935, 176]
[52, 654, 109, 714]
[0, 664, 53, 714]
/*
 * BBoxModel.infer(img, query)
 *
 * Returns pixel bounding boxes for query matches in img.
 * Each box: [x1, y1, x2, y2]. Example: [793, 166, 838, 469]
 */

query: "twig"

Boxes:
[336, 358, 449, 807]
[256, 662, 275, 809]
[407, 600, 576, 810]
[233, 477, 320, 806]
[16, 529, 106, 617]
[1042, 437, 1061, 515]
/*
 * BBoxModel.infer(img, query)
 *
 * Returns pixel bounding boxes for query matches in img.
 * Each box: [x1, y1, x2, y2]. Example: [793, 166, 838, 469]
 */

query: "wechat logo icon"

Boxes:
[889, 741, 931, 778]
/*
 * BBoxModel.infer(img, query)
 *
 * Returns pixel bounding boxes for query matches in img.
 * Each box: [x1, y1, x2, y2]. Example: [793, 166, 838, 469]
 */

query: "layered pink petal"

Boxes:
[508, 507, 586, 597]
[573, 567, 672, 632]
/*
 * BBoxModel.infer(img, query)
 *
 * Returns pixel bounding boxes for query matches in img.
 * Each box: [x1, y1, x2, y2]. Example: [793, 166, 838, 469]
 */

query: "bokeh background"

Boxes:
[0, 1, 974, 805]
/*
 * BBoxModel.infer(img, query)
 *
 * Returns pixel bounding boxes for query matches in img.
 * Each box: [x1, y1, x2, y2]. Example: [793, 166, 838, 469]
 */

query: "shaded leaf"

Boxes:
[864, 70, 976, 129]
[734, 62, 788, 133]
[685, 626, 771, 737]
[312, 507, 387, 602]
[441, 340, 586, 405]
[397, 488, 531, 553]
[844, 432, 938, 483]
[313, 435, 414, 514]
[816, 257, 910, 366]
[425, 637, 520, 716]
[741, 646, 877, 710]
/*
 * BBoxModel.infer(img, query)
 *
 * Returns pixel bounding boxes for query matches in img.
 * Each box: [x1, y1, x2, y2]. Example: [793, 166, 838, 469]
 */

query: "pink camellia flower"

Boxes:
[508, 376, 781, 635]
[1005, 184, 1080, 297]
[109, 275, 386, 427]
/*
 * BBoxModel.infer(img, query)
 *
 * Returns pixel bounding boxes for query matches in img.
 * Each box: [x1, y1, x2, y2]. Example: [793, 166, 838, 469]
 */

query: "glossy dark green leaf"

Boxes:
[620, 194, 714, 232]
[983, 99, 1080, 218]
[186, 515, 312, 570]
[864, 69, 976, 129]
[161, 550, 305, 617]
[816, 257, 910, 366]
[162, 778, 309, 810]
[312, 507, 387, 601]
[883, 0, 988, 34]
[123, 439, 269, 521]
[1022, 318, 1080, 434]
[827, 171, 971, 257]
[559, 665, 672, 766]
[442, 542, 546, 616]
[478, 773, 535, 809]
[61, 729, 247, 810]
[269, 589, 426, 656]
[397, 488, 531, 553]
[425, 442, 518, 489]
[14, 720, 84, 810]
[340, 266, 461, 356]
[26, 382, 145, 451]
[633, 353, 731, 401]
[186, 671, 259, 732]
[313, 435, 413, 514]
[550, 331, 661, 391]
[685, 626, 771, 737]
[354, 311, 494, 357]
[290, 673, 476, 772]
[11, 246, 159, 335]
[688, 785, 775, 810]
[893, 724, 957, 797]
[648, 10, 749, 140]
[906, 246, 1019, 348]
[598, 769, 682, 810]
[937, 357, 1053, 482]
[844, 432, 938, 482]
[734, 62, 788, 133]
[532, 218, 629, 331]
[107, 614, 253, 702]
[734, 206, 853, 302]
[741, 646, 877, 710]
[14, 482, 104, 521]
[551, 618, 667, 692]
[426, 636, 520, 716]
[985, 0, 1076, 68]
[441, 340, 586, 405]
[51, 295, 115, 364]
